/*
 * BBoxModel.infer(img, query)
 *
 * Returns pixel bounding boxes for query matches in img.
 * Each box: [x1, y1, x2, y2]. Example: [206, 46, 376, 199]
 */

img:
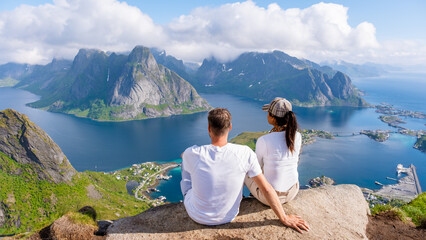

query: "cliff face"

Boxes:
[106, 184, 370, 240]
[17, 46, 211, 121]
[0, 109, 76, 183]
[109, 46, 210, 119]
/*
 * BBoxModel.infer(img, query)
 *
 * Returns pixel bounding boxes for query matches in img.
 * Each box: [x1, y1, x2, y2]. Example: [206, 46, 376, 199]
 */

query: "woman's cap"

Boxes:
[262, 97, 292, 117]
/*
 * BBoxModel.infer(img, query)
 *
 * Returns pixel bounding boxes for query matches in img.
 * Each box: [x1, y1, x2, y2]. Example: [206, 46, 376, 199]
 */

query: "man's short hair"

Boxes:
[208, 108, 232, 136]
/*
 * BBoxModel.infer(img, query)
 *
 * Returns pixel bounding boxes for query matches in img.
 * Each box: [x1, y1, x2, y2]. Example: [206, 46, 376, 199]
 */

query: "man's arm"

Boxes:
[252, 174, 310, 233]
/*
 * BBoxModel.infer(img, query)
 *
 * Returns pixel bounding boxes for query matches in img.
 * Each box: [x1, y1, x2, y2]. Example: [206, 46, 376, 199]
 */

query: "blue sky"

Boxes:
[0, 0, 425, 65]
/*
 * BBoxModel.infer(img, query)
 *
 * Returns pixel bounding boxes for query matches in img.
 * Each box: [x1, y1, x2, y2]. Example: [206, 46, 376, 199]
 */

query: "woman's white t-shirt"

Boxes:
[255, 131, 302, 192]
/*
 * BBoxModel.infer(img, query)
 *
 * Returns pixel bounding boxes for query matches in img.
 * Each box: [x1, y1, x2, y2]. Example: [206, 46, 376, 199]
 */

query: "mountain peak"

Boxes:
[128, 46, 154, 63]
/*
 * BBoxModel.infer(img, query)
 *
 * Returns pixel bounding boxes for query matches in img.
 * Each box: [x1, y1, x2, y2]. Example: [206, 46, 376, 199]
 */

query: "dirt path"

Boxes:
[366, 211, 425, 240]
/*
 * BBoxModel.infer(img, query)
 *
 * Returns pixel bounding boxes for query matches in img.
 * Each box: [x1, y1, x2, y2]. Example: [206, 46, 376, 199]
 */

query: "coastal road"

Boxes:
[411, 164, 422, 195]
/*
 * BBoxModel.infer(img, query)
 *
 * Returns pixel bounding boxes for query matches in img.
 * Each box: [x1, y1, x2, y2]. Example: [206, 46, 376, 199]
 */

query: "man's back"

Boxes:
[181, 143, 261, 225]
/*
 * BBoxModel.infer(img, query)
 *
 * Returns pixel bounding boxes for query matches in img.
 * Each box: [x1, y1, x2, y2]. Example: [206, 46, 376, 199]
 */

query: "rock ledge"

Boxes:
[107, 184, 370, 239]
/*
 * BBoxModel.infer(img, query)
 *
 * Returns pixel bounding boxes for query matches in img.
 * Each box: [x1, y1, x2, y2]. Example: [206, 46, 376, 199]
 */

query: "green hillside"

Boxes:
[0, 151, 150, 236]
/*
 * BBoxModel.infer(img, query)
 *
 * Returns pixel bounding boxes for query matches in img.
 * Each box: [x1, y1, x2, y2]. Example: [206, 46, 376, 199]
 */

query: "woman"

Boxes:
[245, 97, 302, 206]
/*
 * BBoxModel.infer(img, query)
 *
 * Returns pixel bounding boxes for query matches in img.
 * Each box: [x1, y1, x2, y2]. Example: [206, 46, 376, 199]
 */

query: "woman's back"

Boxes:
[256, 131, 302, 192]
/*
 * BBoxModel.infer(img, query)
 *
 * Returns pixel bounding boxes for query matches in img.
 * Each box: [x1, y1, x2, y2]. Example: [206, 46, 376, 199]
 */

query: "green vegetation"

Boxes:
[230, 129, 335, 150]
[0, 77, 19, 87]
[67, 212, 97, 227]
[0, 151, 151, 236]
[300, 129, 334, 145]
[414, 135, 426, 153]
[63, 99, 208, 122]
[360, 130, 390, 142]
[230, 132, 268, 150]
[401, 192, 426, 225]
[370, 192, 426, 226]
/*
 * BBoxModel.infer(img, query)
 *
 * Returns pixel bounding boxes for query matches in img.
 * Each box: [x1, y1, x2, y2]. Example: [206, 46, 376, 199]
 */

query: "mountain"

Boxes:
[0, 109, 76, 184]
[0, 63, 34, 87]
[324, 61, 403, 78]
[0, 109, 150, 235]
[192, 51, 365, 106]
[15, 46, 210, 121]
[15, 59, 72, 94]
[150, 48, 192, 80]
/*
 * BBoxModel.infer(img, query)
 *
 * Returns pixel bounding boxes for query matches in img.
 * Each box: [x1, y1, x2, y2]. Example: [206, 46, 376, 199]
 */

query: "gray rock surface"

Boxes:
[106, 184, 370, 240]
[0, 109, 76, 183]
[110, 46, 210, 119]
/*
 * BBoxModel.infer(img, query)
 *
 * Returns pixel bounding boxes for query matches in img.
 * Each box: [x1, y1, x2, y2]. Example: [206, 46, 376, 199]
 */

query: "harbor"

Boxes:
[372, 164, 422, 202]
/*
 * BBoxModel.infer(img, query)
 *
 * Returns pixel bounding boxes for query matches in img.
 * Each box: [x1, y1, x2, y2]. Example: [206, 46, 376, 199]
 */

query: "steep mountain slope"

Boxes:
[17, 46, 210, 121]
[0, 109, 150, 235]
[193, 51, 365, 106]
[0, 109, 76, 183]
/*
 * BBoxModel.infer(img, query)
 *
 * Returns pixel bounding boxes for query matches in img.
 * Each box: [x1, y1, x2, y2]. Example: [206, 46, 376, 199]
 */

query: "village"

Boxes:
[108, 162, 179, 206]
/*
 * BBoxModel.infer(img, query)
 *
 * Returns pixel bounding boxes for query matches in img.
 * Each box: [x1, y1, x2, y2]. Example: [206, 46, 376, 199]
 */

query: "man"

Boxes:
[181, 108, 309, 233]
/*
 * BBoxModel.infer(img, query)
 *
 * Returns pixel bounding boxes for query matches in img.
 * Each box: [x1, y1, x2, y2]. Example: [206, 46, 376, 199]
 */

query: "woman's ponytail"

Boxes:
[285, 111, 298, 153]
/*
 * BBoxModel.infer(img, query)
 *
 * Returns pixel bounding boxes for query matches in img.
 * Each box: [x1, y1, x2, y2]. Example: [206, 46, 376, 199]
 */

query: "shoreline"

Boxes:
[106, 161, 180, 206]
[364, 164, 421, 203]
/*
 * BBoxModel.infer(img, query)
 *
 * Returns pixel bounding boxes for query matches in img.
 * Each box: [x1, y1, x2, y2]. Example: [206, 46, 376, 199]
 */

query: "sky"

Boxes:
[0, 0, 425, 66]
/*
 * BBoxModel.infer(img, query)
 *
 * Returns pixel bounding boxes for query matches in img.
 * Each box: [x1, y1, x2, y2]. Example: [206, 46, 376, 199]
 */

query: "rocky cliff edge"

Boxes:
[0, 109, 76, 183]
[106, 184, 370, 240]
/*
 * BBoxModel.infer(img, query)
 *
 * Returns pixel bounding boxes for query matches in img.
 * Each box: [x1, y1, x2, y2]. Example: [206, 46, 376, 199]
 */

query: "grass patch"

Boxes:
[230, 132, 268, 151]
[0, 77, 19, 87]
[402, 192, 426, 225]
[370, 193, 426, 226]
[66, 212, 97, 227]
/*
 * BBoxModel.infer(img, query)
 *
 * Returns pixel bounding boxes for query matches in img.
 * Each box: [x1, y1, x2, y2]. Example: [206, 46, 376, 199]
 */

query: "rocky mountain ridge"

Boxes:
[14, 46, 211, 121]
[153, 50, 366, 106]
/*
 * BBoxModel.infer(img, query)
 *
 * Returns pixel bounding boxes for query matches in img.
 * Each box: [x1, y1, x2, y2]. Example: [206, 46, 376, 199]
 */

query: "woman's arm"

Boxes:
[252, 173, 310, 233]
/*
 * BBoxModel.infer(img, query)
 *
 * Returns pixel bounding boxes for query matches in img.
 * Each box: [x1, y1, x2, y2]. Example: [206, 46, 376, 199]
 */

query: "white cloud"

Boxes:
[163, 1, 381, 63]
[0, 0, 165, 64]
[0, 0, 424, 66]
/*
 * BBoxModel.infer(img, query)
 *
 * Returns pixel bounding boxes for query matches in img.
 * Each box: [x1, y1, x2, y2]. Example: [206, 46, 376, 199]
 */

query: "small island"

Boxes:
[300, 129, 334, 145]
[360, 130, 392, 142]
[414, 135, 426, 153]
[308, 176, 336, 188]
[379, 115, 406, 128]
[375, 104, 426, 119]
[374, 104, 425, 153]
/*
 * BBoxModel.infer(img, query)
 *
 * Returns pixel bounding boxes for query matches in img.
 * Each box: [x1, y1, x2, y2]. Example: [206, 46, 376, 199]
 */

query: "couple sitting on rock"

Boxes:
[181, 97, 310, 233]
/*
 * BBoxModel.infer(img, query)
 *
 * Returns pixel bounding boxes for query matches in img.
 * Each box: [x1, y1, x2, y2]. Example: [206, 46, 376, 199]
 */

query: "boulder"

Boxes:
[106, 184, 370, 239]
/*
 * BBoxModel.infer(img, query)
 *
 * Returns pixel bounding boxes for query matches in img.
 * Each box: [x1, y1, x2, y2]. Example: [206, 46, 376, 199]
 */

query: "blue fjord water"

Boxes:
[0, 72, 425, 203]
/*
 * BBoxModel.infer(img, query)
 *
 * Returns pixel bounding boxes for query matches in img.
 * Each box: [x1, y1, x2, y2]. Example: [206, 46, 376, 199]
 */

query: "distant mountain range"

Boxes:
[154, 50, 366, 106]
[325, 61, 403, 78]
[0, 46, 378, 111]
[8, 46, 211, 121]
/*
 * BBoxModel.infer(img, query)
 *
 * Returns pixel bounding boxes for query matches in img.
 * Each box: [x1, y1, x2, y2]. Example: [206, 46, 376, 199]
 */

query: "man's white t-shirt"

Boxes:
[256, 131, 302, 192]
[181, 143, 262, 225]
